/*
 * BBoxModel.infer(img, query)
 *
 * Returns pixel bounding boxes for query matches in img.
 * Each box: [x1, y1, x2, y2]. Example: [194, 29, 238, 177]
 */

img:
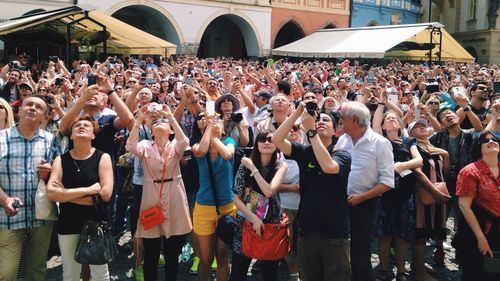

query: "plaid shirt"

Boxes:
[0, 126, 61, 230]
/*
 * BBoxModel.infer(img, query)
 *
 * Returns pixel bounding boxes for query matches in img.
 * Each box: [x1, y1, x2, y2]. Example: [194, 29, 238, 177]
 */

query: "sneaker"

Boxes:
[134, 265, 144, 281]
[211, 258, 218, 271]
[189, 256, 200, 275]
[158, 255, 165, 266]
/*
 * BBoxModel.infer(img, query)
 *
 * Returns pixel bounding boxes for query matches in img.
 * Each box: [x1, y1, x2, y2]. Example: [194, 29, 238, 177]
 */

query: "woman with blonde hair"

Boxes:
[0, 98, 15, 129]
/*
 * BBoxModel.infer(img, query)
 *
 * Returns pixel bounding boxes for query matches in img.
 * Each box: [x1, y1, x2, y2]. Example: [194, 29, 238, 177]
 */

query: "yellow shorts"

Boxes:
[193, 202, 237, 236]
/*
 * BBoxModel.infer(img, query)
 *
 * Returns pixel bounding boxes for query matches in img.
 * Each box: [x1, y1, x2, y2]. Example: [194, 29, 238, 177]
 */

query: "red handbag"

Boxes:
[140, 205, 165, 230]
[242, 215, 290, 260]
[418, 159, 449, 205]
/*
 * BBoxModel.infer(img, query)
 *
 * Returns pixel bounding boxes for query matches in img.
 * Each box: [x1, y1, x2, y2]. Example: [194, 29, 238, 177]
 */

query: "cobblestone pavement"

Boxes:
[46, 223, 463, 281]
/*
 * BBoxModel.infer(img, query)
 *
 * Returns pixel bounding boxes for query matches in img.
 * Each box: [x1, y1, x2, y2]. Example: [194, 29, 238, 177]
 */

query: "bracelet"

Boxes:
[378, 102, 386, 106]
[106, 90, 115, 96]
[250, 170, 259, 177]
[168, 118, 176, 124]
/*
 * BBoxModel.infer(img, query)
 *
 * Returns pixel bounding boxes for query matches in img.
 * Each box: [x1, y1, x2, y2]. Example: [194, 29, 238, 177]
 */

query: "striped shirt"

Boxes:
[0, 125, 61, 230]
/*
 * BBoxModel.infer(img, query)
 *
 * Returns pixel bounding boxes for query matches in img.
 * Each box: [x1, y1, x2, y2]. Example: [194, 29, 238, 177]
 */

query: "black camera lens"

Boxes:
[305, 102, 318, 116]
[43, 96, 54, 105]
[230, 113, 243, 123]
[54, 78, 62, 86]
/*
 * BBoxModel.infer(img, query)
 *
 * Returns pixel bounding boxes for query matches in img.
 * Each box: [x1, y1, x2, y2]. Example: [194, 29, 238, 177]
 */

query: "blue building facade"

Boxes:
[351, 0, 422, 27]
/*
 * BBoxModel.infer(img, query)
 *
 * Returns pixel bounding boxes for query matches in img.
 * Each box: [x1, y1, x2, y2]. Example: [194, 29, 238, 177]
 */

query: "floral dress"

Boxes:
[232, 164, 282, 255]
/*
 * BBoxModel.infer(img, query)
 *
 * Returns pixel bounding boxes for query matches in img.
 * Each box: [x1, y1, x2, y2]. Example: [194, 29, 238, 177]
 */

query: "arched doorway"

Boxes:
[324, 23, 337, 29]
[465, 46, 478, 62]
[197, 14, 258, 59]
[367, 20, 380, 26]
[112, 5, 181, 53]
[273, 21, 305, 49]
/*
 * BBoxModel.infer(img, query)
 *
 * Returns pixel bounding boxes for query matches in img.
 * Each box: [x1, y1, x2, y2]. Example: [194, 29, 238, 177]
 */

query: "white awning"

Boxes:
[272, 23, 443, 58]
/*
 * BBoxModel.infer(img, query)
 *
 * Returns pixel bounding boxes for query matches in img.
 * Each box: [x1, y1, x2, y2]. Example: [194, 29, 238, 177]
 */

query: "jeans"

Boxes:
[349, 197, 378, 281]
[110, 166, 131, 236]
[0, 222, 53, 281]
[229, 252, 278, 281]
[129, 184, 143, 236]
[58, 234, 110, 281]
[143, 235, 186, 281]
[297, 232, 350, 281]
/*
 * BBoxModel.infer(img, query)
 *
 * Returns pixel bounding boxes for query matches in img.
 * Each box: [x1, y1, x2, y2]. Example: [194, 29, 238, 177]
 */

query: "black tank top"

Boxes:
[57, 149, 105, 235]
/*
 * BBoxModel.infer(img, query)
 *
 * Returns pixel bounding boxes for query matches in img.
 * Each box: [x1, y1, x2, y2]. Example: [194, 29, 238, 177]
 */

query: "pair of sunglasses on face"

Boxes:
[151, 117, 169, 126]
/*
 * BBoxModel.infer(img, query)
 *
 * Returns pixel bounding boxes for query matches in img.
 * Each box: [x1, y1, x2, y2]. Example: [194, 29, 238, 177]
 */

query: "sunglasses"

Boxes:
[477, 86, 489, 91]
[151, 118, 169, 126]
[313, 90, 322, 94]
[129, 80, 137, 83]
[480, 136, 499, 144]
[195, 114, 205, 121]
[256, 136, 273, 143]
[427, 101, 439, 105]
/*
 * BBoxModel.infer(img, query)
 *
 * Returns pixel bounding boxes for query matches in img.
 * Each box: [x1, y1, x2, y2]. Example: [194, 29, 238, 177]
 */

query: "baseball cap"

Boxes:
[407, 118, 429, 133]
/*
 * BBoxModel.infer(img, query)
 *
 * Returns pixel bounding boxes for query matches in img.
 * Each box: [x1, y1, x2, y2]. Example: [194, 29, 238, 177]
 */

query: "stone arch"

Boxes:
[22, 9, 46, 16]
[367, 20, 380, 26]
[273, 20, 306, 49]
[196, 12, 261, 58]
[465, 46, 478, 61]
[324, 23, 338, 29]
[107, 1, 183, 53]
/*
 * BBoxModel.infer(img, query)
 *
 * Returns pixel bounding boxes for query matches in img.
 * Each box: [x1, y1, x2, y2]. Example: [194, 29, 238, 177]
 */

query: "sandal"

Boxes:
[375, 270, 392, 281]
[396, 272, 408, 281]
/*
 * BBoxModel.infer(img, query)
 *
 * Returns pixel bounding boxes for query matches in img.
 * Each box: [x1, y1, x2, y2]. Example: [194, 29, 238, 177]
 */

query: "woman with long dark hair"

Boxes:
[454, 131, 500, 281]
[229, 131, 287, 281]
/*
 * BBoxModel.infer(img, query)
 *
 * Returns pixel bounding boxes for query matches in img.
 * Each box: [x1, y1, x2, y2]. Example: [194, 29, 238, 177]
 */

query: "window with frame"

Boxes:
[468, 0, 477, 20]
[391, 13, 401, 25]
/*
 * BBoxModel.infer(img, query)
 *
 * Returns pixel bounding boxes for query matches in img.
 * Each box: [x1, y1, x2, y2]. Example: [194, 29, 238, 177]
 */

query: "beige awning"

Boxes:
[0, 7, 177, 57]
[272, 22, 474, 62]
[61, 10, 177, 56]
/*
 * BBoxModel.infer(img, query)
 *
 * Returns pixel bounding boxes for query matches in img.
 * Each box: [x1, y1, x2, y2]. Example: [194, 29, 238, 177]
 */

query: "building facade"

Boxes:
[421, 0, 499, 64]
[351, 0, 422, 27]
[270, 0, 350, 48]
[0, 0, 273, 58]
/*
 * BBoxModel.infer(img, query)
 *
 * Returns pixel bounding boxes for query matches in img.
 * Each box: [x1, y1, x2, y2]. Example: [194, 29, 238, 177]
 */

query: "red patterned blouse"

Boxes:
[456, 160, 500, 217]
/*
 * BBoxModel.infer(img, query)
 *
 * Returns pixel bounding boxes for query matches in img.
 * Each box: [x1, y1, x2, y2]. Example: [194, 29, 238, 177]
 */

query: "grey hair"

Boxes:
[269, 93, 288, 105]
[342, 101, 371, 128]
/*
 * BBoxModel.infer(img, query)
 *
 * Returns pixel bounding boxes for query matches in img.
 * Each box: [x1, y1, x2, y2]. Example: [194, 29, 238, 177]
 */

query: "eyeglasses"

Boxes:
[477, 86, 489, 91]
[427, 101, 439, 105]
[195, 114, 205, 121]
[325, 88, 333, 91]
[257, 136, 273, 143]
[128, 80, 137, 83]
[151, 118, 169, 126]
[313, 90, 322, 94]
[480, 136, 499, 144]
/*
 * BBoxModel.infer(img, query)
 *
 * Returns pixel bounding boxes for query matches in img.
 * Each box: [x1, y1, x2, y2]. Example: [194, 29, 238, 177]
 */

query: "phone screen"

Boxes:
[206, 100, 215, 115]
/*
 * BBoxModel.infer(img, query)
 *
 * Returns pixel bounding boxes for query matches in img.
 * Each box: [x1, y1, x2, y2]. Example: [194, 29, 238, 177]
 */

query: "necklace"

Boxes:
[73, 158, 88, 173]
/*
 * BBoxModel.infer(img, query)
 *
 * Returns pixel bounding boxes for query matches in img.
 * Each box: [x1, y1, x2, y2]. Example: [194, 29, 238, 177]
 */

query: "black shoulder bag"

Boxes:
[205, 153, 237, 246]
[74, 194, 117, 265]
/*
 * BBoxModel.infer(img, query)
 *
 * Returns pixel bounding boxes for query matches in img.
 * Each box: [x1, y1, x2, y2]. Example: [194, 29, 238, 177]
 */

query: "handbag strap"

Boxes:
[429, 158, 444, 183]
[205, 152, 221, 216]
[91, 194, 106, 220]
[143, 142, 171, 198]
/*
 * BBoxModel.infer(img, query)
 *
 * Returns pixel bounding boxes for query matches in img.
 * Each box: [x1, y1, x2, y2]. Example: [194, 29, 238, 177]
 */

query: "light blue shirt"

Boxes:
[336, 127, 394, 196]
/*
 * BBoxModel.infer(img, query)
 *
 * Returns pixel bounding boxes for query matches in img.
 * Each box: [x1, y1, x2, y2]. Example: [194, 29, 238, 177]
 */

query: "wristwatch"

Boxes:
[191, 98, 198, 104]
[463, 105, 471, 112]
[306, 129, 317, 138]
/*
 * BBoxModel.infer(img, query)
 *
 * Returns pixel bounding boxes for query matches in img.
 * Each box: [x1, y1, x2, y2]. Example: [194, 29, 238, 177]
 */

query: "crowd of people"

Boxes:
[0, 53, 499, 281]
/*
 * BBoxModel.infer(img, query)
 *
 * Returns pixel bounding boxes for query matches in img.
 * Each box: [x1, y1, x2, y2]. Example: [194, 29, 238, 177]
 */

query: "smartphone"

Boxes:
[452, 86, 469, 102]
[493, 81, 500, 94]
[388, 93, 399, 104]
[176, 81, 182, 91]
[267, 58, 274, 68]
[141, 78, 157, 85]
[148, 103, 162, 112]
[206, 100, 215, 115]
[87, 74, 97, 86]
[186, 76, 193, 86]
[412, 95, 420, 119]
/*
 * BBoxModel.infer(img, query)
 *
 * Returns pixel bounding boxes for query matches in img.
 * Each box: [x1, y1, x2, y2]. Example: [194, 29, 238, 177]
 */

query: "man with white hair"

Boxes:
[335, 101, 394, 281]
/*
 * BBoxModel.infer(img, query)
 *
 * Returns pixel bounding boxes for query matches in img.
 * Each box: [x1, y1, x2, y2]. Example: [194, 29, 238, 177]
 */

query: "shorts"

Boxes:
[193, 202, 236, 236]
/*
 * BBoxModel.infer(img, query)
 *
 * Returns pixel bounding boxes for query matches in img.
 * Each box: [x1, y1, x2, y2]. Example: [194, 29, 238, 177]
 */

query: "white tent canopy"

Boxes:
[272, 22, 458, 59]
